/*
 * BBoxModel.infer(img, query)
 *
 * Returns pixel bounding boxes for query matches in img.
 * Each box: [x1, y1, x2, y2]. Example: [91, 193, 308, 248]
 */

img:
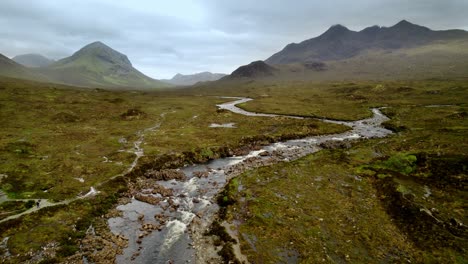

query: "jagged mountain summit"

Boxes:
[163, 71, 226, 86]
[220, 20, 468, 81]
[12, 54, 55, 67]
[266, 20, 468, 64]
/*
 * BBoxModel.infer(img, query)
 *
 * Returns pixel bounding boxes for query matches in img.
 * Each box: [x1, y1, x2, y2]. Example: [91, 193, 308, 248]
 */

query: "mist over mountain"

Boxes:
[12, 54, 54, 67]
[162, 72, 226, 86]
[0, 54, 49, 81]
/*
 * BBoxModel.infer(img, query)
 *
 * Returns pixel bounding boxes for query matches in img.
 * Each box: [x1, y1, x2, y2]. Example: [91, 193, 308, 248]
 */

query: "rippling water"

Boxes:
[108, 97, 392, 263]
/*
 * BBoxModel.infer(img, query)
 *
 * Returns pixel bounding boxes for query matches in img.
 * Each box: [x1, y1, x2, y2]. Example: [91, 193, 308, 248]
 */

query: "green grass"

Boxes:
[223, 101, 467, 263]
[193, 78, 468, 120]
[0, 77, 346, 262]
[0, 76, 467, 263]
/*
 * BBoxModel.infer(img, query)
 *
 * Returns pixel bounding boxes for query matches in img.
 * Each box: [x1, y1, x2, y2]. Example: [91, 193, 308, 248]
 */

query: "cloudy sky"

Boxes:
[1, 0, 467, 79]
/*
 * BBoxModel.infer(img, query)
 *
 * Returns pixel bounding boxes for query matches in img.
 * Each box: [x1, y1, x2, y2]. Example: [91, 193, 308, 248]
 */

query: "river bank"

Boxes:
[103, 97, 392, 263]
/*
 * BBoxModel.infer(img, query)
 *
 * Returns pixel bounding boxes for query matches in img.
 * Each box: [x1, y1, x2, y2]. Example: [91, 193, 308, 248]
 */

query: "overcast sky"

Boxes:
[1, 0, 467, 79]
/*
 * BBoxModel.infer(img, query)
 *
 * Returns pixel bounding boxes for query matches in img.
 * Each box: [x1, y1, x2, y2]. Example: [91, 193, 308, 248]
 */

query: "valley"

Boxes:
[0, 16, 467, 264]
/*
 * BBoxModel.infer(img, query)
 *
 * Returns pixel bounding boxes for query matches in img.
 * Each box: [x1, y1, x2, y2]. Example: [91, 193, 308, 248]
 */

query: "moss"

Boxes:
[56, 244, 79, 257]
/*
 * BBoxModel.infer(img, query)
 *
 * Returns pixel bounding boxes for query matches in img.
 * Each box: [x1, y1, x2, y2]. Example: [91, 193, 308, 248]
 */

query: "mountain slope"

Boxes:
[38, 41, 169, 89]
[0, 54, 49, 81]
[218, 20, 468, 81]
[266, 20, 468, 64]
[224, 61, 278, 80]
[12, 54, 54, 67]
[162, 72, 226, 86]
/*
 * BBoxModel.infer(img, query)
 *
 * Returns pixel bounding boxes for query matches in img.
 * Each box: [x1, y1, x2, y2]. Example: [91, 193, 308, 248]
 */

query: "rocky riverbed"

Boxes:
[105, 97, 393, 263]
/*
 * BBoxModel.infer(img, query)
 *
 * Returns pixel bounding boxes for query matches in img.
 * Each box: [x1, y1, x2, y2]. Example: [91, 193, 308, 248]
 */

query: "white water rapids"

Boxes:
[107, 97, 393, 264]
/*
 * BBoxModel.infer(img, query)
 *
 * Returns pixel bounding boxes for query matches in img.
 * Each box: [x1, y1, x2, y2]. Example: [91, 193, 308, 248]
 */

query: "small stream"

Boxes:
[108, 97, 393, 263]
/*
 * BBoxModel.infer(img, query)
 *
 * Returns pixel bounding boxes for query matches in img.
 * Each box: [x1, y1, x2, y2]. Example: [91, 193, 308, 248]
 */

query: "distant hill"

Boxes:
[162, 71, 226, 86]
[36, 41, 169, 89]
[12, 54, 54, 67]
[220, 20, 468, 81]
[224, 61, 278, 80]
[266, 20, 468, 64]
[0, 54, 49, 81]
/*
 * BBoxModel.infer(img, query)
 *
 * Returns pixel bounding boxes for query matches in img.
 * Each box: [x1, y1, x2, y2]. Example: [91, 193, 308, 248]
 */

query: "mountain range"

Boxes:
[266, 20, 468, 64]
[2, 20, 468, 87]
[162, 72, 226, 86]
[0, 42, 169, 89]
[224, 20, 468, 81]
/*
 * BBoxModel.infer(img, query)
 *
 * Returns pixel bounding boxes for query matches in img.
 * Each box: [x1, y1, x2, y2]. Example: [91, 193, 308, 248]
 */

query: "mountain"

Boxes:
[218, 20, 468, 81]
[37, 41, 169, 89]
[163, 72, 226, 86]
[224, 61, 278, 80]
[0, 54, 49, 81]
[12, 54, 54, 67]
[266, 20, 468, 64]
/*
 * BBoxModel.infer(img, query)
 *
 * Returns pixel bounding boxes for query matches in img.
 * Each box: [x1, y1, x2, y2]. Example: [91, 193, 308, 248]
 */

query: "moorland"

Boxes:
[0, 20, 467, 263]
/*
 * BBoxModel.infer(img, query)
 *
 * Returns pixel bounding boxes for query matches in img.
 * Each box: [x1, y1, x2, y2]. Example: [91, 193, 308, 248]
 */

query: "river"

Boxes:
[107, 97, 393, 263]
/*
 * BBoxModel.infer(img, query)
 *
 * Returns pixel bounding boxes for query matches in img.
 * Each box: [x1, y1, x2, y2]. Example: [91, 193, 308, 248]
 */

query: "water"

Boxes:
[108, 97, 393, 263]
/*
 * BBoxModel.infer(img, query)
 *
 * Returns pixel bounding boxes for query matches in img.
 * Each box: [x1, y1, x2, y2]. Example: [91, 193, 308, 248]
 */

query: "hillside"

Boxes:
[37, 41, 169, 89]
[12, 54, 54, 67]
[0, 54, 49, 81]
[219, 20, 468, 81]
[223, 61, 278, 80]
[162, 71, 226, 86]
[266, 20, 468, 64]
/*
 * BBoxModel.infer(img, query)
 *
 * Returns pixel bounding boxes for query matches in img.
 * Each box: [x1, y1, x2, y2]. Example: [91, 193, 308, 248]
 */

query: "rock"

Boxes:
[138, 214, 145, 221]
[145, 169, 187, 181]
[135, 194, 161, 205]
[152, 184, 174, 196]
[319, 140, 352, 149]
[193, 171, 209, 178]
[192, 197, 200, 203]
[141, 223, 160, 231]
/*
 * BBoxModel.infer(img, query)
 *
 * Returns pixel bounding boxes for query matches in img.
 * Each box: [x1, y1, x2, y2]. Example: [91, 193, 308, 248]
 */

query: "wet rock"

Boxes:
[79, 230, 127, 263]
[155, 214, 168, 225]
[168, 198, 179, 209]
[138, 231, 149, 239]
[138, 214, 145, 222]
[135, 194, 161, 205]
[193, 171, 209, 178]
[152, 184, 174, 196]
[319, 140, 352, 149]
[141, 223, 160, 231]
[145, 169, 187, 181]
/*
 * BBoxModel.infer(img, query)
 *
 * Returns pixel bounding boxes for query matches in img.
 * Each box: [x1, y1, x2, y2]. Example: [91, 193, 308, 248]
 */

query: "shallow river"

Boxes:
[108, 97, 393, 263]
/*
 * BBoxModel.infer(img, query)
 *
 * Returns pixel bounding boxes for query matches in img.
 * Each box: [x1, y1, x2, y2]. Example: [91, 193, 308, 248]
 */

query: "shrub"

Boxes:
[383, 153, 417, 175]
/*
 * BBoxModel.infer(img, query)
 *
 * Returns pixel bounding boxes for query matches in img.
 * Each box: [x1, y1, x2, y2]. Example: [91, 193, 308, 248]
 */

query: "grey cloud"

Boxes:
[0, 0, 467, 78]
